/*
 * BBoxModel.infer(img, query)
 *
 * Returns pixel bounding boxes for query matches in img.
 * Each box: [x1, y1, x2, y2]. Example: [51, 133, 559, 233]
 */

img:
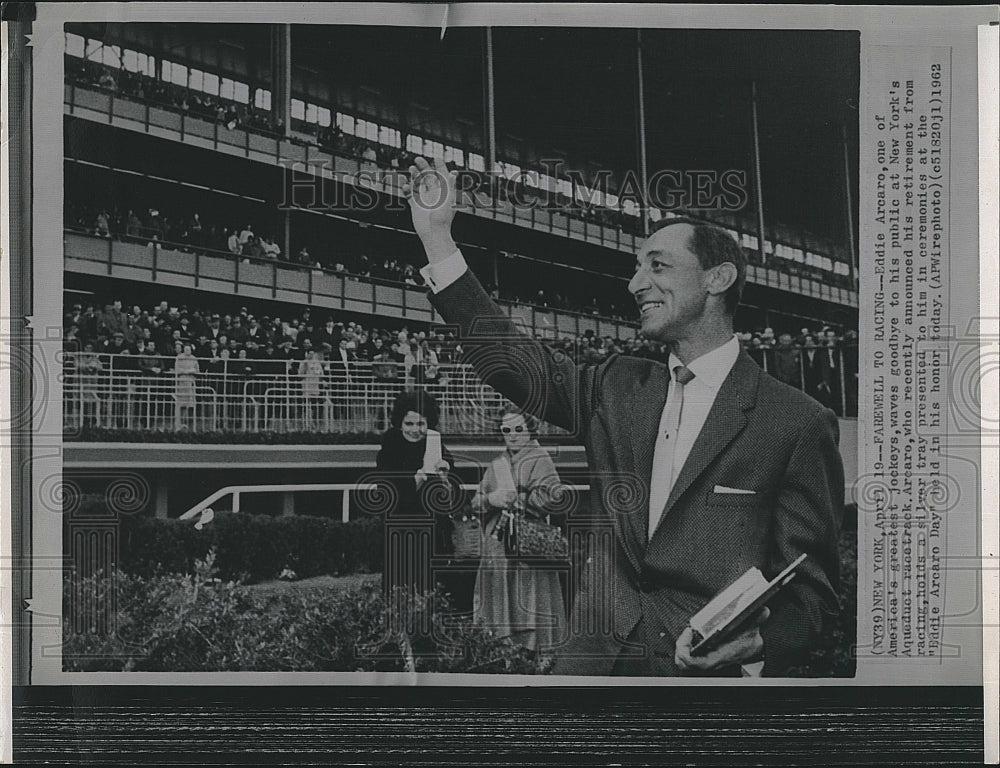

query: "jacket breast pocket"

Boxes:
[705, 490, 765, 509]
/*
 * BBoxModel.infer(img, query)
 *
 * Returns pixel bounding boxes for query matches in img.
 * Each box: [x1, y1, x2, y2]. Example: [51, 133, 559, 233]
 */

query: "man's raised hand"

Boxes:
[402, 156, 458, 263]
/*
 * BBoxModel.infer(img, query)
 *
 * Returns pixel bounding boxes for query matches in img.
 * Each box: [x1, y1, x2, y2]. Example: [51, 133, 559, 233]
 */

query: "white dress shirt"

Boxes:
[648, 335, 741, 534]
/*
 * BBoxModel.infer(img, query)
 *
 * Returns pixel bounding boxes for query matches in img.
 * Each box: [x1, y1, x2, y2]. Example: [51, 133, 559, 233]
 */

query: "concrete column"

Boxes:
[482, 27, 496, 188]
[271, 23, 292, 138]
[841, 123, 858, 285]
[282, 209, 291, 268]
[635, 30, 650, 236]
[750, 81, 767, 263]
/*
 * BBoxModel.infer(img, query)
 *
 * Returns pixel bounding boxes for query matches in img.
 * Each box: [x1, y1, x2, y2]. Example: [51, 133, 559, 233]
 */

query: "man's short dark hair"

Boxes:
[650, 217, 746, 315]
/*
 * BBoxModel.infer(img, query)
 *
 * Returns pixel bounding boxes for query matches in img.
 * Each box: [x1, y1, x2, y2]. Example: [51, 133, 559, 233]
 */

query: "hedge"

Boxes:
[63, 551, 543, 674]
[115, 510, 384, 583]
[78, 498, 857, 677]
[785, 503, 858, 677]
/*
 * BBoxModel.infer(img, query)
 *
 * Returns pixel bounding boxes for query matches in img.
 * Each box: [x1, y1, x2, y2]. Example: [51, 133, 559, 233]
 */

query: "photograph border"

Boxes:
[3, 1, 997, 762]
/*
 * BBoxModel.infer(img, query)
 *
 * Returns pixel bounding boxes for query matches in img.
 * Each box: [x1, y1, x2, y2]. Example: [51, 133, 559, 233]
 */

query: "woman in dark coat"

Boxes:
[375, 391, 463, 607]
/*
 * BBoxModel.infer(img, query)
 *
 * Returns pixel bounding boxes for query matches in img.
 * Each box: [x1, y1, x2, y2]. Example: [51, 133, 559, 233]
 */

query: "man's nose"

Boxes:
[628, 268, 648, 296]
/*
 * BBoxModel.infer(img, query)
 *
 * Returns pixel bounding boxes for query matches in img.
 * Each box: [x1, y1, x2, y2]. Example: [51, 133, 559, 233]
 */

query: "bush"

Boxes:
[117, 511, 384, 583]
[784, 504, 858, 677]
[63, 551, 544, 674]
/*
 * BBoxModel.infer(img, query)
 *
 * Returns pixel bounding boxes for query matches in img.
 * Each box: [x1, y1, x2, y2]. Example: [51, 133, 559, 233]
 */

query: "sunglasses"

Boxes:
[500, 425, 527, 434]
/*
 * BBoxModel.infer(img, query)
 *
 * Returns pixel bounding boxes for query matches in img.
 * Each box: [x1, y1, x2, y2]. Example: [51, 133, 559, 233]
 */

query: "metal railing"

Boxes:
[62, 354, 529, 435]
[751, 346, 857, 417]
[62, 345, 857, 439]
[179, 482, 592, 523]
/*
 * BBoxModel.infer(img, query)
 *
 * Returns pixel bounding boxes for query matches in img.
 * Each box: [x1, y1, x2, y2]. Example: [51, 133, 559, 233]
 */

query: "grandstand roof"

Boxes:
[295, 26, 859, 246]
[72, 23, 859, 248]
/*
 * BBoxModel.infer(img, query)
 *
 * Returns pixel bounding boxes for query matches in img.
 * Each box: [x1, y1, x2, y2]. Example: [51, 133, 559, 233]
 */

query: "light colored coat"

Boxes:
[473, 441, 566, 652]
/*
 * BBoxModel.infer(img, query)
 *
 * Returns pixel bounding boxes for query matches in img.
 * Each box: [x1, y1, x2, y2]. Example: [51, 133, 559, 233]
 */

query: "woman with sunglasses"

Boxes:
[472, 403, 566, 654]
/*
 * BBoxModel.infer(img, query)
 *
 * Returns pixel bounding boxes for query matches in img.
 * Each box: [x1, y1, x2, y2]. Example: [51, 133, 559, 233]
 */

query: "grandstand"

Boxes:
[61, 23, 860, 518]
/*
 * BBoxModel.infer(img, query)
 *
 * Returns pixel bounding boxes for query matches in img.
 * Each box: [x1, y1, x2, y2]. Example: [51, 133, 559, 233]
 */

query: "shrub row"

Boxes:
[785, 503, 858, 677]
[116, 510, 384, 583]
[63, 552, 544, 674]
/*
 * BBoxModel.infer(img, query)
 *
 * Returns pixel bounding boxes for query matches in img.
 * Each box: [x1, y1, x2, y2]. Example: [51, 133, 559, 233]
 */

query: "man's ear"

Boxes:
[706, 262, 738, 298]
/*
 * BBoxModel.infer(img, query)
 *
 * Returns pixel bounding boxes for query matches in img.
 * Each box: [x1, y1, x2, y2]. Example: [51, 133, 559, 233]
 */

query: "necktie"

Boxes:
[648, 365, 696, 539]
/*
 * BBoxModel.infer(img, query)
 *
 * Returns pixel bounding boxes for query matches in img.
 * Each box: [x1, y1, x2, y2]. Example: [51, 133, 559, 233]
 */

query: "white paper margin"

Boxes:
[11, 2, 998, 704]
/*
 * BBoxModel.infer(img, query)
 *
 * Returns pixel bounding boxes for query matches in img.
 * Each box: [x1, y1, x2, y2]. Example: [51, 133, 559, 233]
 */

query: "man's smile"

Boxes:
[639, 301, 664, 314]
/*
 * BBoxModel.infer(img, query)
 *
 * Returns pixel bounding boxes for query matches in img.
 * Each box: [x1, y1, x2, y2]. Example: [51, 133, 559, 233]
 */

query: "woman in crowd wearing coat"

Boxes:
[173, 343, 200, 431]
[375, 391, 463, 607]
[473, 404, 567, 654]
[298, 348, 327, 429]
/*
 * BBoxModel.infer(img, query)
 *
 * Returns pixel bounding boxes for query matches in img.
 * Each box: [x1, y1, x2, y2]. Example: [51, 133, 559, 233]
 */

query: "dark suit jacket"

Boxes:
[430, 270, 844, 676]
[328, 349, 357, 382]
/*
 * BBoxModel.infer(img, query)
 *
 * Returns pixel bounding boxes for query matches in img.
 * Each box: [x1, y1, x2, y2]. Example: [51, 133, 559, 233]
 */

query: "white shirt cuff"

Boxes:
[741, 661, 765, 678]
[420, 250, 468, 294]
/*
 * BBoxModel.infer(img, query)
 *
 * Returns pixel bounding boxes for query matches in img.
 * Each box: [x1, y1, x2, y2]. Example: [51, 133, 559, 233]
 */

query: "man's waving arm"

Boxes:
[403, 157, 598, 435]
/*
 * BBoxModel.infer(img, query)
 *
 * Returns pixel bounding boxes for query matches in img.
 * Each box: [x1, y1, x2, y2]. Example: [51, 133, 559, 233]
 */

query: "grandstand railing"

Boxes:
[64, 230, 639, 341]
[62, 346, 857, 438]
[64, 79, 858, 306]
[62, 354, 542, 436]
[178, 482, 592, 523]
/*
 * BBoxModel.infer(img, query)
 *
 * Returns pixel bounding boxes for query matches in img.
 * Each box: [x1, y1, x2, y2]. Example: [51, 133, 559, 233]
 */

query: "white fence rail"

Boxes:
[63, 346, 856, 435]
[63, 354, 523, 435]
[180, 482, 592, 523]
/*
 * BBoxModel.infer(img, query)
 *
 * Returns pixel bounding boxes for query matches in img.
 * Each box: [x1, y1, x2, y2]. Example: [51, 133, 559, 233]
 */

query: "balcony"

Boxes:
[65, 83, 857, 309]
[65, 231, 639, 341]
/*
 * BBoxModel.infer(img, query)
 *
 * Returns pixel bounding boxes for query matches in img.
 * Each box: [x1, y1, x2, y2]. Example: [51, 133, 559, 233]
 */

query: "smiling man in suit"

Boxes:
[405, 158, 844, 676]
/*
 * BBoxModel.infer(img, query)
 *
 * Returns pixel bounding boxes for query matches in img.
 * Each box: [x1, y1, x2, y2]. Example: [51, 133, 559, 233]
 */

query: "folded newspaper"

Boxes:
[688, 553, 808, 656]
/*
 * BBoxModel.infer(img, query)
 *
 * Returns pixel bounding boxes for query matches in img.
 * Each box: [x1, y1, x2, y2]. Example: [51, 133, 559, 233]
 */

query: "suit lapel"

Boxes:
[615, 362, 668, 570]
[657, 351, 760, 524]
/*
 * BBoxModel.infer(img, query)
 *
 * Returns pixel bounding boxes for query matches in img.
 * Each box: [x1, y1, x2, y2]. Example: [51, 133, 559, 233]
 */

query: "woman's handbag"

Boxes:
[450, 513, 482, 559]
[490, 455, 569, 561]
[507, 511, 569, 560]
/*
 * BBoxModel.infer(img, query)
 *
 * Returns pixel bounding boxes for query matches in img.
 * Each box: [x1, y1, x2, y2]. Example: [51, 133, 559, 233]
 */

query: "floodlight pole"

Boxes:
[483, 27, 497, 197]
[841, 123, 858, 285]
[750, 80, 767, 263]
[636, 30, 650, 237]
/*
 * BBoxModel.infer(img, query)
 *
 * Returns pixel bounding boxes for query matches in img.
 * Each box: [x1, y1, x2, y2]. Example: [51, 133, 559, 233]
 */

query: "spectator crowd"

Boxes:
[66, 198, 644, 318]
[63, 290, 858, 425]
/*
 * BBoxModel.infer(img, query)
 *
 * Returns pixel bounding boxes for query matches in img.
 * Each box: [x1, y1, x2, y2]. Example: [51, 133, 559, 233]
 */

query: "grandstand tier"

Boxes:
[62, 22, 860, 460]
